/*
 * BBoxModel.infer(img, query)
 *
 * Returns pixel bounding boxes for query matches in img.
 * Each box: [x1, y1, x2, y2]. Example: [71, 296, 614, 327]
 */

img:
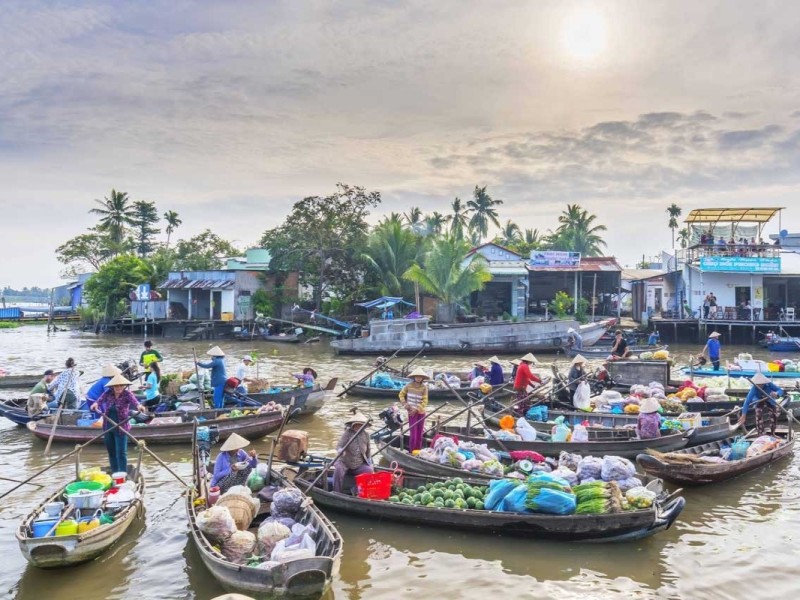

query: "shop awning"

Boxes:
[684, 208, 783, 225]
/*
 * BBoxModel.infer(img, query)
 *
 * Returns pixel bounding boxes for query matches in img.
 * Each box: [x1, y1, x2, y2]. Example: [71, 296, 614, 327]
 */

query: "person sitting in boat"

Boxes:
[637, 397, 662, 440]
[210, 432, 258, 493]
[567, 327, 583, 350]
[196, 346, 227, 409]
[513, 353, 541, 401]
[647, 330, 660, 346]
[702, 331, 722, 371]
[468, 361, 488, 382]
[86, 363, 121, 407]
[47, 357, 82, 409]
[142, 360, 161, 408]
[399, 367, 430, 452]
[333, 410, 373, 493]
[28, 369, 57, 414]
[738, 372, 783, 436]
[487, 356, 504, 386]
[609, 331, 631, 359]
[293, 367, 317, 388]
[235, 355, 255, 393]
[568, 354, 588, 396]
[90, 373, 148, 474]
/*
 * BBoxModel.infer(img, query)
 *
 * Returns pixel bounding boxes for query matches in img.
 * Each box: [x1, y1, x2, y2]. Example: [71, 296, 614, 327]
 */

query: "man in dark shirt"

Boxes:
[610, 330, 630, 358]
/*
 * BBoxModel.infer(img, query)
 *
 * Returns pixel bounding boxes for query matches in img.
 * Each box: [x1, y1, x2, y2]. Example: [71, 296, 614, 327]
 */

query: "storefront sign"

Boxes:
[699, 256, 781, 273]
[530, 250, 581, 268]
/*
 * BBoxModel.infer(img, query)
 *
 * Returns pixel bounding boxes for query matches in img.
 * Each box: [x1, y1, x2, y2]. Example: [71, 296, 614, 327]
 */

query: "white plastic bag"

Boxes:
[515, 417, 538, 441]
[573, 381, 591, 411]
[270, 524, 316, 563]
[571, 424, 589, 443]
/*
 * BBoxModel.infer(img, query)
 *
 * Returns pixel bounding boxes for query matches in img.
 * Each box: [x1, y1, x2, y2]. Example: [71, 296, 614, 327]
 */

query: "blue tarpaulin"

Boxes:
[355, 297, 416, 310]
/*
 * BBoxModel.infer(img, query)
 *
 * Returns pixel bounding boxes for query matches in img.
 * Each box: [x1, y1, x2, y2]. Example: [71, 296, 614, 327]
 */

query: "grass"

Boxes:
[0, 321, 21, 329]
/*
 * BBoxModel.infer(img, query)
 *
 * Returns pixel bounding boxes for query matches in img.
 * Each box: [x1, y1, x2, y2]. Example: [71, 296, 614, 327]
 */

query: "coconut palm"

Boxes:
[549, 204, 608, 256]
[163, 210, 182, 249]
[678, 227, 690, 249]
[666, 204, 682, 249]
[466, 186, 503, 242]
[422, 211, 450, 236]
[450, 197, 470, 239]
[403, 235, 492, 322]
[509, 228, 542, 256]
[404, 206, 423, 227]
[362, 217, 424, 297]
[497, 220, 522, 247]
[89, 189, 135, 247]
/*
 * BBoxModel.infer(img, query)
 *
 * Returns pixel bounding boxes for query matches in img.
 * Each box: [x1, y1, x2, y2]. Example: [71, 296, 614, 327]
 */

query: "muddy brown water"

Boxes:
[1, 325, 799, 599]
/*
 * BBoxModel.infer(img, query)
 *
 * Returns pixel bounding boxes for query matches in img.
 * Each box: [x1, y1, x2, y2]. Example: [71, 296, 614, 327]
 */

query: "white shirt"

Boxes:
[236, 363, 250, 381]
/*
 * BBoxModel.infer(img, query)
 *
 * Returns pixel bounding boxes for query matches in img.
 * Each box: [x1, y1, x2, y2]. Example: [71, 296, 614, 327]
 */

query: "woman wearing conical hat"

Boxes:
[739, 372, 783, 436]
[513, 353, 542, 402]
[487, 356, 505, 386]
[399, 367, 430, 452]
[567, 354, 587, 397]
[333, 409, 373, 494]
[196, 346, 227, 409]
[90, 373, 147, 474]
[86, 363, 121, 404]
[211, 432, 258, 493]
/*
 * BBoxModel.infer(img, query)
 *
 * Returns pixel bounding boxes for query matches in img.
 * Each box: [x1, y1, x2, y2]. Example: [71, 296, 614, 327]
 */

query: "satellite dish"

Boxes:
[780, 229, 789, 238]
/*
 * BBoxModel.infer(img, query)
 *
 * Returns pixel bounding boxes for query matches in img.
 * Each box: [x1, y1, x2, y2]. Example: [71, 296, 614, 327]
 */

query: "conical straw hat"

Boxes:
[520, 353, 539, 364]
[207, 345, 225, 357]
[751, 372, 770, 385]
[101, 363, 121, 378]
[488, 356, 501, 365]
[570, 354, 588, 366]
[220, 432, 250, 452]
[407, 367, 430, 380]
[104, 373, 132, 387]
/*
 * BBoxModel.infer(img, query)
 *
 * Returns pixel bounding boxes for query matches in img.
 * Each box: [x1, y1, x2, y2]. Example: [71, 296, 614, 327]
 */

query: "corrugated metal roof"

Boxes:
[159, 278, 235, 290]
[685, 207, 783, 224]
[527, 257, 622, 273]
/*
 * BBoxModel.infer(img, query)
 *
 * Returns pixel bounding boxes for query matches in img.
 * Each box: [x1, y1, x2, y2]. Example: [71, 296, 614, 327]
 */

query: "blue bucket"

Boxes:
[31, 519, 58, 538]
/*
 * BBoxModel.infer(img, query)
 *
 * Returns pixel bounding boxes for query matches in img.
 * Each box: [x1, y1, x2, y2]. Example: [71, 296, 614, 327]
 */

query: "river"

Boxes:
[1, 325, 799, 599]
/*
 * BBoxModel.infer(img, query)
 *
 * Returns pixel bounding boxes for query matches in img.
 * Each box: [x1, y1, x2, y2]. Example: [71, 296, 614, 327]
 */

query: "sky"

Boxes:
[2, 0, 800, 288]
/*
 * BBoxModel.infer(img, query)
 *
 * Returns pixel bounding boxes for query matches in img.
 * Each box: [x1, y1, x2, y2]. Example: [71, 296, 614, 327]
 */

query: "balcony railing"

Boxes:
[676, 243, 781, 265]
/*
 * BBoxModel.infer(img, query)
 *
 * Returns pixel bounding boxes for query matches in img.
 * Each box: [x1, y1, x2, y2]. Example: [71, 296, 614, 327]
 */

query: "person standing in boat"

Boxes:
[235, 355, 255, 393]
[509, 358, 521, 380]
[90, 373, 147, 474]
[398, 367, 429, 452]
[86, 364, 121, 406]
[702, 331, 722, 371]
[210, 432, 258, 493]
[333, 410, 373, 493]
[142, 360, 162, 408]
[567, 327, 583, 350]
[196, 346, 227, 409]
[487, 356, 505, 386]
[738, 372, 783, 436]
[513, 353, 541, 399]
[47, 357, 82, 409]
[468, 361, 488, 382]
[637, 397, 662, 440]
[139, 340, 163, 376]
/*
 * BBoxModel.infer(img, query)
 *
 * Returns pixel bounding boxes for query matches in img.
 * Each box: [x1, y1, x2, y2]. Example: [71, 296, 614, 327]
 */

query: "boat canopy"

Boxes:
[355, 296, 416, 310]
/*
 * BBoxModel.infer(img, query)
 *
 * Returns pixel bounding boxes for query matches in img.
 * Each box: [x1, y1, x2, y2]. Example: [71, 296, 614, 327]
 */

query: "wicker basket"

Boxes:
[248, 378, 270, 392]
[215, 495, 256, 531]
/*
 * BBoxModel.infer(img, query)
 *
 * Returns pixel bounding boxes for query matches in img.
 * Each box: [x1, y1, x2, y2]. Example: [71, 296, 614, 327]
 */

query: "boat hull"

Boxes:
[680, 367, 800, 379]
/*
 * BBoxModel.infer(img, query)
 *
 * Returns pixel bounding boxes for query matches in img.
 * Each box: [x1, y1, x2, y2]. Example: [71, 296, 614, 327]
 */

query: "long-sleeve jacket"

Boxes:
[197, 356, 227, 387]
[336, 427, 371, 470]
[48, 368, 81, 401]
[567, 365, 584, 394]
[488, 363, 504, 386]
[211, 449, 257, 486]
[399, 381, 428, 413]
[514, 362, 541, 391]
[742, 381, 783, 416]
[96, 389, 140, 433]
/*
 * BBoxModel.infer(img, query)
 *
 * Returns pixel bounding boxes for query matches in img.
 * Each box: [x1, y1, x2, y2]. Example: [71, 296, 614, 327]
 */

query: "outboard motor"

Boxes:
[371, 405, 404, 443]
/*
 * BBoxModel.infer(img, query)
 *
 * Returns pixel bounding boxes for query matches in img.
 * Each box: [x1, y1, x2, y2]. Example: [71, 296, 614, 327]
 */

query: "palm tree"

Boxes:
[550, 204, 608, 256]
[450, 197, 470, 239]
[163, 210, 182, 249]
[404, 206, 422, 228]
[89, 189, 135, 247]
[497, 220, 522, 247]
[509, 227, 542, 256]
[362, 218, 424, 297]
[422, 211, 449, 236]
[403, 235, 492, 322]
[678, 227, 690, 249]
[666, 204, 682, 249]
[467, 185, 503, 242]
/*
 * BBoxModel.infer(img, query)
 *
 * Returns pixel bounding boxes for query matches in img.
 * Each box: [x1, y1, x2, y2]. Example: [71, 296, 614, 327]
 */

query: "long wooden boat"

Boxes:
[680, 366, 800, 380]
[684, 398, 800, 425]
[562, 345, 668, 359]
[763, 336, 800, 352]
[331, 317, 613, 355]
[0, 374, 43, 389]
[187, 429, 342, 597]
[636, 432, 794, 485]
[343, 378, 512, 401]
[294, 468, 685, 543]
[430, 425, 690, 459]
[0, 397, 55, 426]
[27, 408, 284, 445]
[17, 464, 145, 568]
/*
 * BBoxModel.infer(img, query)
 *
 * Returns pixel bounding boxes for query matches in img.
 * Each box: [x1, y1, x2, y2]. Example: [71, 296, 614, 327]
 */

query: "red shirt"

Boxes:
[514, 362, 541, 391]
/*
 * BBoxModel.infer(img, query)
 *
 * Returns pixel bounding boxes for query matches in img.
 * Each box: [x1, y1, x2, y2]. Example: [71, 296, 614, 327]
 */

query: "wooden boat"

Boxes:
[17, 461, 145, 568]
[680, 366, 800, 380]
[0, 374, 44, 389]
[0, 397, 54, 426]
[26, 407, 285, 445]
[344, 378, 512, 401]
[636, 432, 794, 485]
[684, 397, 800, 426]
[430, 425, 691, 459]
[605, 360, 671, 388]
[562, 345, 668, 359]
[763, 336, 800, 352]
[187, 429, 342, 597]
[294, 468, 685, 543]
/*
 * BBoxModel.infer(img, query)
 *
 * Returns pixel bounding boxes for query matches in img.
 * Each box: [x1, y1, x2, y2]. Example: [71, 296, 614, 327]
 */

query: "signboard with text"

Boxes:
[699, 256, 781, 273]
[530, 250, 581, 268]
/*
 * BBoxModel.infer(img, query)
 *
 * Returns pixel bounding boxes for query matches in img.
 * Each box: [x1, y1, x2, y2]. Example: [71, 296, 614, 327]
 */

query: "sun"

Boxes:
[561, 8, 607, 61]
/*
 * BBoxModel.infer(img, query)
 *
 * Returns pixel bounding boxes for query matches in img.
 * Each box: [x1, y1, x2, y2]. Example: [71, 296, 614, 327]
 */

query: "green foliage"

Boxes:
[260, 183, 381, 310]
[403, 235, 492, 307]
[55, 230, 116, 274]
[543, 204, 607, 257]
[163, 210, 182, 249]
[496, 220, 521, 247]
[362, 215, 424, 298]
[678, 227, 690, 249]
[574, 297, 590, 323]
[0, 321, 20, 329]
[89, 189, 135, 246]
[666, 204, 682, 249]
[467, 185, 503, 243]
[131, 200, 161, 257]
[251, 289, 273, 316]
[173, 230, 239, 271]
[83, 254, 150, 316]
[509, 228, 543, 257]
[76, 306, 101, 327]
[549, 290, 573, 319]
[449, 197, 469, 239]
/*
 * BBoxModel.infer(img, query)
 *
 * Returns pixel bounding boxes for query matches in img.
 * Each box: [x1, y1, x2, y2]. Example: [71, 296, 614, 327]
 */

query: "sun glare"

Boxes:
[561, 8, 607, 61]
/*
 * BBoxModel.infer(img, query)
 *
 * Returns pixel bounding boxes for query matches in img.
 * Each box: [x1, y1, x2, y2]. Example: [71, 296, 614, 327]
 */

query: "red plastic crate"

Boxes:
[355, 471, 392, 500]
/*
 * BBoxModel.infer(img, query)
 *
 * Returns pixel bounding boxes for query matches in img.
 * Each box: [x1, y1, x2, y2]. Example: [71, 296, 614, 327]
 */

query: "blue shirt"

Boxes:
[706, 338, 721, 359]
[145, 372, 159, 400]
[211, 449, 257, 486]
[86, 376, 112, 402]
[488, 363, 504, 386]
[742, 382, 783, 416]
[197, 356, 227, 387]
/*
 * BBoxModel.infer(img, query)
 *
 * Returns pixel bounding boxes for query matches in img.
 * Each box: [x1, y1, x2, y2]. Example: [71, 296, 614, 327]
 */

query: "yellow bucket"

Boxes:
[56, 520, 78, 536]
[767, 363, 780, 372]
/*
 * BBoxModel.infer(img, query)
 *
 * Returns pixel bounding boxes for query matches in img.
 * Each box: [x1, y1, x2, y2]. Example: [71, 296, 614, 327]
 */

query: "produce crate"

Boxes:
[677, 412, 702, 430]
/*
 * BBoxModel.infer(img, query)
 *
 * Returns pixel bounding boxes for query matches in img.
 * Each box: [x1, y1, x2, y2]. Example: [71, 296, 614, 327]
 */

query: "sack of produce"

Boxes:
[652, 350, 670, 360]
[247, 469, 266, 493]
[557, 451, 581, 472]
[525, 487, 577, 515]
[639, 351, 654, 361]
[196, 505, 237, 542]
[551, 417, 571, 442]
[515, 418, 538, 441]
[746, 435, 780, 458]
[625, 487, 657, 509]
[616, 477, 644, 493]
[600, 390, 623, 402]
[494, 430, 523, 441]
[576, 456, 603, 482]
[271, 488, 305, 520]
[573, 381, 592, 411]
[481, 459, 505, 477]
[221, 530, 257, 564]
[418, 448, 438, 462]
[600, 455, 636, 482]
[484, 479, 518, 510]
[257, 520, 291, 557]
[551, 467, 578, 486]
[459, 442, 496, 462]
[525, 472, 573, 493]
[499, 483, 530, 513]
[571, 424, 589, 443]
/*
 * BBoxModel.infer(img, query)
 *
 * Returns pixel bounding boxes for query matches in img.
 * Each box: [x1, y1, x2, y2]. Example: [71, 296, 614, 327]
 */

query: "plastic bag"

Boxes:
[558, 451, 581, 472]
[509, 450, 545, 463]
[499, 484, 530, 513]
[222, 530, 256, 564]
[625, 486, 657, 509]
[525, 487, 577, 515]
[484, 479, 518, 510]
[526, 472, 572, 493]
[573, 381, 592, 411]
[551, 466, 578, 486]
[571, 424, 589, 443]
[515, 418, 538, 441]
[481, 459, 505, 477]
[196, 505, 237, 542]
[526, 405, 549, 422]
[271, 488, 304, 519]
[247, 470, 266, 493]
[257, 520, 291, 557]
[729, 437, 750, 461]
[270, 524, 316, 562]
[600, 455, 636, 482]
[551, 417, 571, 442]
[576, 456, 603, 482]
[616, 477, 644, 493]
[462, 459, 484, 471]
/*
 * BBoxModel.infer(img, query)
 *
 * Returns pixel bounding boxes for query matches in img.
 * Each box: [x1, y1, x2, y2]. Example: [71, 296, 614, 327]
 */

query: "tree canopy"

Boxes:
[173, 230, 239, 271]
[82, 255, 150, 316]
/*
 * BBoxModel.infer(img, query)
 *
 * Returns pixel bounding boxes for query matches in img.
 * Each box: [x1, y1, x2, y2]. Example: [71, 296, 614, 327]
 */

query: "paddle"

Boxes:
[369, 401, 452, 460]
[305, 418, 374, 491]
[743, 377, 800, 429]
[0, 476, 43, 488]
[337, 348, 404, 398]
[442, 377, 510, 454]
[0, 414, 137, 500]
[397, 345, 429, 377]
[44, 367, 77, 457]
[266, 400, 299, 486]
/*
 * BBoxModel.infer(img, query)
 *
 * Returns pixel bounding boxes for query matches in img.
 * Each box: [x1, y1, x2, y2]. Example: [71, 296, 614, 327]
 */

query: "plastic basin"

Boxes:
[31, 519, 59, 538]
[65, 480, 104, 495]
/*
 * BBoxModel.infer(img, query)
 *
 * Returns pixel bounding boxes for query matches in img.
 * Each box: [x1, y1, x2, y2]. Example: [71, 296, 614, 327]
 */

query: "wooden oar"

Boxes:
[266, 400, 299, 486]
[397, 345, 429, 377]
[44, 367, 77, 456]
[305, 418, 374, 491]
[442, 377, 510, 454]
[0, 476, 43, 488]
[337, 348, 403, 398]
[0, 414, 136, 500]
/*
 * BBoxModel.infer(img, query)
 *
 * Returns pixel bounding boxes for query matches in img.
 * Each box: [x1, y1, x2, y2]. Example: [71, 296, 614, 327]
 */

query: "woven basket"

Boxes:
[248, 378, 270, 392]
[166, 379, 187, 396]
[216, 495, 256, 531]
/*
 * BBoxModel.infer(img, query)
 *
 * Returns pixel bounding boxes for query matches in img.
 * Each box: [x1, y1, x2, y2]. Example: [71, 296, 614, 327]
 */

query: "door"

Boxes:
[212, 291, 222, 320]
